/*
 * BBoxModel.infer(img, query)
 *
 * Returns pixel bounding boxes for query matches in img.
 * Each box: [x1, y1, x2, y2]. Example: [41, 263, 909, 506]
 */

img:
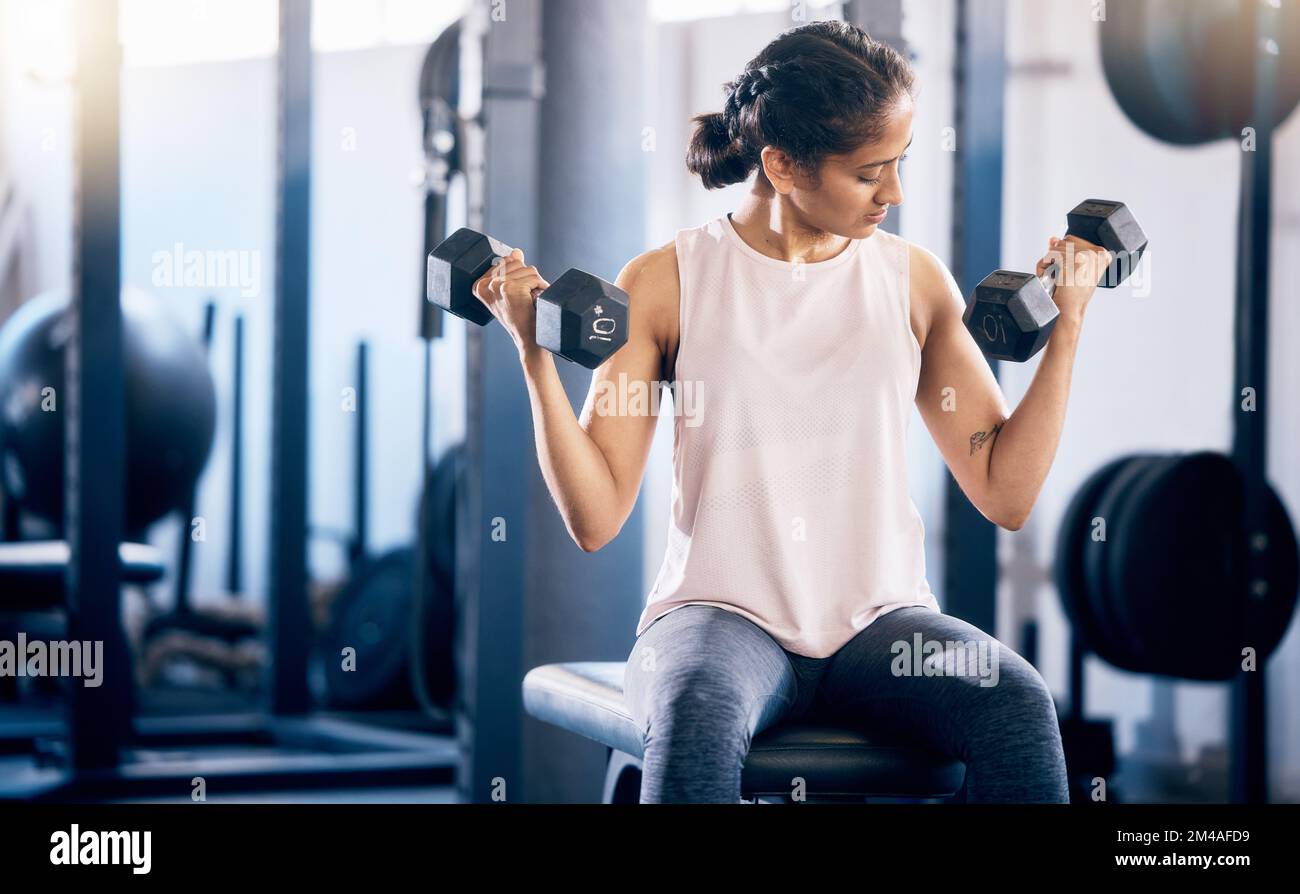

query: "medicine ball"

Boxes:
[1100, 0, 1300, 145]
[0, 287, 217, 535]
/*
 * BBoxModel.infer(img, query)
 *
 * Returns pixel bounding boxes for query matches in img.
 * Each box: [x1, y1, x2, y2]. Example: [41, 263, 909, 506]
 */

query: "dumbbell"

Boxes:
[964, 199, 1148, 362]
[426, 228, 629, 369]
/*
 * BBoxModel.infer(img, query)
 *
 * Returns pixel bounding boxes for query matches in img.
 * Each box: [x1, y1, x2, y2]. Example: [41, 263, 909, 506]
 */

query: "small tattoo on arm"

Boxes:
[969, 421, 1004, 456]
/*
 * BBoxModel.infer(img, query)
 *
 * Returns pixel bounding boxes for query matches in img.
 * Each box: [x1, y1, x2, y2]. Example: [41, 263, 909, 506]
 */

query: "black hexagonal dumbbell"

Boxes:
[964, 199, 1148, 362]
[426, 228, 629, 369]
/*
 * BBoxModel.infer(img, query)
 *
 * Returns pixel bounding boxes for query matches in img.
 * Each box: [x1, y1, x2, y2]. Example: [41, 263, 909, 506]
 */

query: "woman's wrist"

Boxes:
[519, 343, 551, 372]
[1055, 309, 1085, 337]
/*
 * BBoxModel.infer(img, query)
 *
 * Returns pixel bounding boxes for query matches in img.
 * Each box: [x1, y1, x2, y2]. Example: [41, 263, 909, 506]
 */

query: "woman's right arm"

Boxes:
[473, 242, 678, 552]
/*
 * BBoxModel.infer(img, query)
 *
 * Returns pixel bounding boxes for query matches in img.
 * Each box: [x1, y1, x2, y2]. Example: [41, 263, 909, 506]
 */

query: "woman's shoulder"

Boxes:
[619, 239, 679, 288]
[901, 240, 964, 351]
[616, 240, 681, 314]
[615, 240, 681, 362]
[904, 240, 956, 292]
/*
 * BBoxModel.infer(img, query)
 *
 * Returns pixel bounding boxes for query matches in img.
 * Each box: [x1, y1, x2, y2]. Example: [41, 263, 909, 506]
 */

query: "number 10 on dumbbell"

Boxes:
[427, 228, 630, 369]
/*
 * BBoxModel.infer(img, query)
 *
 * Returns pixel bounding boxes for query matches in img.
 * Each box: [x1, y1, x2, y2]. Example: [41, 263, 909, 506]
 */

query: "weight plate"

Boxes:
[412, 442, 463, 711]
[1245, 483, 1300, 664]
[1054, 455, 1149, 666]
[1114, 453, 1300, 680]
[1109, 453, 1241, 679]
[422, 443, 463, 593]
[1100, 453, 1192, 672]
[322, 548, 418, 709]
[1084, 454, 1169, 673]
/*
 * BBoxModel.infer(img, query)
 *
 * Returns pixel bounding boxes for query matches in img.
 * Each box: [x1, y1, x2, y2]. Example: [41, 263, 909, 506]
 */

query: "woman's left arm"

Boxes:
[910, 238, 1106, 531]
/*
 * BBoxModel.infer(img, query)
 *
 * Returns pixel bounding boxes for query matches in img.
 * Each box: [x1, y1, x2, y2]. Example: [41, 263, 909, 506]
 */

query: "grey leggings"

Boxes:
[623, 604, 1069, 803]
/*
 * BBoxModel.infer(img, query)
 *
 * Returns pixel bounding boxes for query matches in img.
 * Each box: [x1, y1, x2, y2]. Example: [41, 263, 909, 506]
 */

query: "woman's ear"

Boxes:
[759, 146, 798, 195]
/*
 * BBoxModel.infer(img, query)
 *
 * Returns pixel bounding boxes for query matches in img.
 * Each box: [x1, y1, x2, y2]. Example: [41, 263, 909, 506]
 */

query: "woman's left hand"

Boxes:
[1037, 234, 1113, 324]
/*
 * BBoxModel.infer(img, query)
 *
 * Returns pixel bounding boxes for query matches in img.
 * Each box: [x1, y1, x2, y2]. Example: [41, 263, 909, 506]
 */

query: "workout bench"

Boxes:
[523, 661, 967, 803]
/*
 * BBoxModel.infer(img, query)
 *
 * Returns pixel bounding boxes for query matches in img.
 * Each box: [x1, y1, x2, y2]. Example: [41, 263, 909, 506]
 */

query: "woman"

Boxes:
[472, 21, 1110, 803]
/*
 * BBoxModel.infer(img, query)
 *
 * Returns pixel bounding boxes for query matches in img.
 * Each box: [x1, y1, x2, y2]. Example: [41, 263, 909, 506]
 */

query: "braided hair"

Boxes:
[687, 21, 915, 190]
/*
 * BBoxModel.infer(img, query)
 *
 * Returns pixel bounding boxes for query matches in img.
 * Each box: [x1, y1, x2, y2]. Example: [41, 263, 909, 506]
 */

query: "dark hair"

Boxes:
[686, 21, 915, 190]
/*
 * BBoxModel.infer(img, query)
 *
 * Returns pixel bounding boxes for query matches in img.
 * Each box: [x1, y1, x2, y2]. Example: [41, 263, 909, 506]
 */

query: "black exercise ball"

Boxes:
[1100, 0, 1300, 146]
[0, 287, 217, 535]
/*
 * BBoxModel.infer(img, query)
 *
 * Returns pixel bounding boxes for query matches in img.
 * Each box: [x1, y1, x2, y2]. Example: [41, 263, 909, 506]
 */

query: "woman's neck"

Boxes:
[729, 192, 852, 264]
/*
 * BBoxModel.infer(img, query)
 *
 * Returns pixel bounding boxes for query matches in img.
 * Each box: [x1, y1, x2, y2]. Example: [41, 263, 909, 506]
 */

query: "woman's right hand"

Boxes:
[471, 248, 550, 358]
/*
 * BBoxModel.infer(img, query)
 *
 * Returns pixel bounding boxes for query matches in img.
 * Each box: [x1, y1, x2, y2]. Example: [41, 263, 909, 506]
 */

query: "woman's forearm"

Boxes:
[519, 346, 621, 550]
[986, 313, 1084, 529]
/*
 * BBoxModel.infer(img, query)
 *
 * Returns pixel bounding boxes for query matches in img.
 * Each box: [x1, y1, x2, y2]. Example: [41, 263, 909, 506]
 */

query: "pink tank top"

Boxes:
[637, 214, 940, 658]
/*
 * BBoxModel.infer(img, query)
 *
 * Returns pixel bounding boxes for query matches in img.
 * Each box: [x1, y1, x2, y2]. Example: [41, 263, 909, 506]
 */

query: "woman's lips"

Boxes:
[864, 209, 887, 224]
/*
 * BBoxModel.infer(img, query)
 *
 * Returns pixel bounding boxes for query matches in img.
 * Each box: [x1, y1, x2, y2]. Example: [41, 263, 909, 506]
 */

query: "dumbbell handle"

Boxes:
[1034, 227, 1101, 296]
[1042, 200, 1146, 292]
[1034, 246, 1133, 295]
[1033, 241, 1115, 296]
[1035, 261, 1063, 296]
[478, 237, 553, 303]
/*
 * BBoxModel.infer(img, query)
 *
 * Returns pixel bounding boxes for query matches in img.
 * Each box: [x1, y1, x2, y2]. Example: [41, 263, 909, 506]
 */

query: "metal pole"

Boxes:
[269, 0, 314, 714]
[1229, 0, 1279, 806]
[67, 0, 128, 771]
[944, 0, 1004, 635]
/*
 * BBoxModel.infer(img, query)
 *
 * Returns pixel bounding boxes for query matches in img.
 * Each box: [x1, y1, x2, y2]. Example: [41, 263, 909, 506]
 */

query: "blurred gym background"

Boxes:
[0, 0, 1297, 803]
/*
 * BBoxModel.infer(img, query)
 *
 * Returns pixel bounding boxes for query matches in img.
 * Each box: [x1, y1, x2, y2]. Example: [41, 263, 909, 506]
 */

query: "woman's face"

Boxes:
[770, 96, 913, 239]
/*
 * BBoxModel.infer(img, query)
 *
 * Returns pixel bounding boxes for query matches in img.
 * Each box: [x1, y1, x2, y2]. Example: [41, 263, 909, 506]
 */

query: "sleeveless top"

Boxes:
[636, 214, 941, 658]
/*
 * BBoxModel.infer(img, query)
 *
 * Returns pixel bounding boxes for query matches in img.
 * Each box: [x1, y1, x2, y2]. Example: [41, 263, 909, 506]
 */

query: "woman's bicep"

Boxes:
[577, 249, 674, 528]
[912, 247, 1012, 521]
